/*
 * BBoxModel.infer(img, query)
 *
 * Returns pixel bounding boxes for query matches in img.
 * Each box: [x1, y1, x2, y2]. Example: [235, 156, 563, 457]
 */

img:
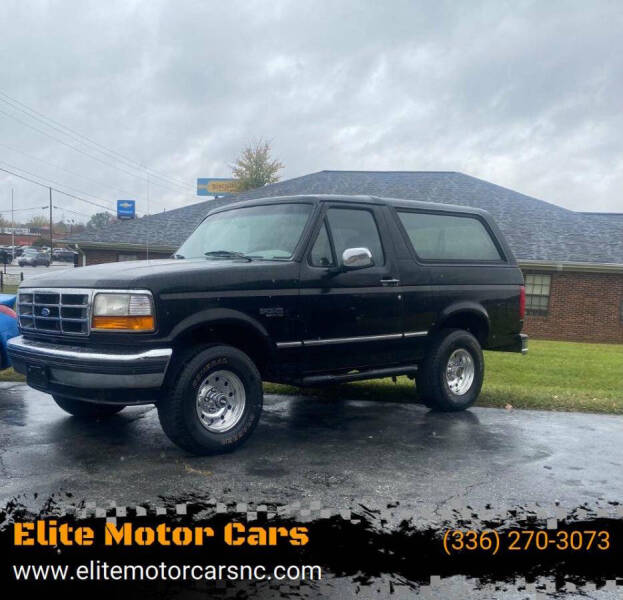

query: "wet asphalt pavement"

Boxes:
[2, 383, 623, 598]
[1, 382, 621, 510]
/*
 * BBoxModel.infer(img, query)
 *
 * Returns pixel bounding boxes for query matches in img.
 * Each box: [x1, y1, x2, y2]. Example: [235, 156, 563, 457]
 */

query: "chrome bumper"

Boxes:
[7, 335, 172, 389]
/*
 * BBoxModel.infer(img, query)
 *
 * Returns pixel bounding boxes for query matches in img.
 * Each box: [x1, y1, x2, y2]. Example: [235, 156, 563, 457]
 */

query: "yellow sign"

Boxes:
[197, 178, 241, 196]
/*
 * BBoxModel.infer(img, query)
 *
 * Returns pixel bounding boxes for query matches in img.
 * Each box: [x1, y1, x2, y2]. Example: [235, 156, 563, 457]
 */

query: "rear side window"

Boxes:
[397, 211, 502, 261]
[327, 208, 385, 265]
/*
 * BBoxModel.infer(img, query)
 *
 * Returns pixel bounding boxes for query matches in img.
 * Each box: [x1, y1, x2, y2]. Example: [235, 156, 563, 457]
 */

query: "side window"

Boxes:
[326, 208, 384, 266]
[397, 211, 502, 261]
[309, 221, 335, 267]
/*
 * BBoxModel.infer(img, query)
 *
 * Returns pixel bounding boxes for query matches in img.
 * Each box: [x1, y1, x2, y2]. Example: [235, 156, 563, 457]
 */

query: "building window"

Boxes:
[525, 273, 551, 316]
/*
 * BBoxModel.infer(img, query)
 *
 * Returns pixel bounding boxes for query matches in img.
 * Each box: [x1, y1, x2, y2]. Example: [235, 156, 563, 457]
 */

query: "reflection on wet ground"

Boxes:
[1, 384, 621, 511]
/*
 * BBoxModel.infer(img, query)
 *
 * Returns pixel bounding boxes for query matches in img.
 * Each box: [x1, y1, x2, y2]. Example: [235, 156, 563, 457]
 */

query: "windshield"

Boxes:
[177, 203, 313, 260]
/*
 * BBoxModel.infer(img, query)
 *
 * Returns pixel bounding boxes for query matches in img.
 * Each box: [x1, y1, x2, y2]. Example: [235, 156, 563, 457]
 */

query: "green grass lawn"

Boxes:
[0, 284, 19, 295]
[265, 340, 623, 414]
[0, 367, 23, 382]
[0, 339, 621, 413]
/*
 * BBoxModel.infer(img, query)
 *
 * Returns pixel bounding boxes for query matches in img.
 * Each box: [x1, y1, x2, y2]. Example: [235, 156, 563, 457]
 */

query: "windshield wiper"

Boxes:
[204, 250, 253, 262]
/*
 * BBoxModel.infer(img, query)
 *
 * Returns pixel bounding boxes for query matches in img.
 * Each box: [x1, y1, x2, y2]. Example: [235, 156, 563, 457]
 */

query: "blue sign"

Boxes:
[117, 200, 136, 220]
[197, 178, 240, 196]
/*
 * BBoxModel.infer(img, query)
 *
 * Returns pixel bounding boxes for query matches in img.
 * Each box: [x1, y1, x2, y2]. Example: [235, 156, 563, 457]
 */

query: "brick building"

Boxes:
[68, 171, 623, 344]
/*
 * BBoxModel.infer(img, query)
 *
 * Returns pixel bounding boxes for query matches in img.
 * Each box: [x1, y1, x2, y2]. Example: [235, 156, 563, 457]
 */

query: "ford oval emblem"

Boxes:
[41, 307, 50, 317]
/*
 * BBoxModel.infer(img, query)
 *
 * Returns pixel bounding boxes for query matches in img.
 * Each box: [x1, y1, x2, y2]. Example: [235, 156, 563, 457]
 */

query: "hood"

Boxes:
[19, 258, 297, 295]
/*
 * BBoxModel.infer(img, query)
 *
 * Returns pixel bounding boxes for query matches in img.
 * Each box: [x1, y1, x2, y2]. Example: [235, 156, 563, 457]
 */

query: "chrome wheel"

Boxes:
[445, 348, 475, 395]
[196, 369, 246, 433]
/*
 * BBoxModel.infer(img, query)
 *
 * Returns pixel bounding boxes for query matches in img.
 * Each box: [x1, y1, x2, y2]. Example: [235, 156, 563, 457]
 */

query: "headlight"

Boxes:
[92, 292, 155, 331]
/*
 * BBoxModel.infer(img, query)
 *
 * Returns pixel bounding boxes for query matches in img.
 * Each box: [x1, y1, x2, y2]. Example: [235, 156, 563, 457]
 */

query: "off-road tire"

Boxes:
[53, 395, 126, 417]
[157, 344, 263, 455]
[416, 329, 484, 412]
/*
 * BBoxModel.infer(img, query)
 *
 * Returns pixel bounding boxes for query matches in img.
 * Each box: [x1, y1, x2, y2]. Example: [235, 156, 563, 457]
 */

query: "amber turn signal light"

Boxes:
[92, 315, 155, 331]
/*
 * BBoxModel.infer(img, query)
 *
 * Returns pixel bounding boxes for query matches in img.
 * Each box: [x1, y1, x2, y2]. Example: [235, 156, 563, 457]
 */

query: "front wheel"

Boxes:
[416, 329, 484, 412]
[157, 345, 263, 455]
[53, 395, 126, 418]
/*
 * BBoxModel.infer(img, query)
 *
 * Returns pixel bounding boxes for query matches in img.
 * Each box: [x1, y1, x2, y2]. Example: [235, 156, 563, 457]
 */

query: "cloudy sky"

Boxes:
[0, 0, 621, 224]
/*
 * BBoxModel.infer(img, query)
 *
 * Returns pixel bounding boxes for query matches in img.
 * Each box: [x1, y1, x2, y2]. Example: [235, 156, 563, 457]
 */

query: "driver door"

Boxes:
[298, 203, 403, 373]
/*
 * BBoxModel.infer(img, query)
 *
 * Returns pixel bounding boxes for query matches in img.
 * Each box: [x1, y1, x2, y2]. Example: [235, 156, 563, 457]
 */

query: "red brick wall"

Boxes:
[522, 270, 623, 344]
[82, 249, 171, 266]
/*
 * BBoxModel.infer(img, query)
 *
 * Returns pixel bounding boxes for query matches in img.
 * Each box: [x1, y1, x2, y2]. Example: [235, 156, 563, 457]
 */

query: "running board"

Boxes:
[300, 366, 418, 387]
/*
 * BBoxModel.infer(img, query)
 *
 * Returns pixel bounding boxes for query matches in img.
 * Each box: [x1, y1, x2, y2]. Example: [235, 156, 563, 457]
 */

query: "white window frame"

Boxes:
[525, 273, 552, 316]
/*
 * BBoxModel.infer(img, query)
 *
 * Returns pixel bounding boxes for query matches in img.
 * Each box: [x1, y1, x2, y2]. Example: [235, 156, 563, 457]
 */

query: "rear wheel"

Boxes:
[53, 395, 126, 418]
[157, 345, 263, 455]
[416, 329, 484, 412]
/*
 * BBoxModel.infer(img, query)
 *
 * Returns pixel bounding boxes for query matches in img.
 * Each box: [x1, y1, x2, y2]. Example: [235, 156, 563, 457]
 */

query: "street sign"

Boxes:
[197, 178, 240, 196]
[117, 200, 136, 220]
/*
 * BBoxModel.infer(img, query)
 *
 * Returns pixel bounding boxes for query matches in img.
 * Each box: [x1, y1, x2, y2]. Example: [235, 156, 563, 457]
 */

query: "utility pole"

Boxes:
[11, 188, 14, 261]
[145, 172, 150, 261]
[49, 187, 53, 259]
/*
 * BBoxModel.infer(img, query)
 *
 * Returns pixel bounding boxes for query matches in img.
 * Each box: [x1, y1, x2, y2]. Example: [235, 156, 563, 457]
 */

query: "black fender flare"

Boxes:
[167, 307, 274, 352]
[432, 302, 490, 342]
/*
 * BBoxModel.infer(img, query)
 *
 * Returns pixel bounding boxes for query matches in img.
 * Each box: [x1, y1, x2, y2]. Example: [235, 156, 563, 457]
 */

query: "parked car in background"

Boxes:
[5, 246, 21, 259]
[52, 247, 78, 262]
[0, 294, 18, 369]
[18, 248, 50, 267]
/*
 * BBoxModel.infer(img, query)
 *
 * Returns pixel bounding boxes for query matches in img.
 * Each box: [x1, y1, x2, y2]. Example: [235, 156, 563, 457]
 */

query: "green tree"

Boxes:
[231, 139, 284, 191]
[87, 212, 114, 230]
[32, 237, 51, 248]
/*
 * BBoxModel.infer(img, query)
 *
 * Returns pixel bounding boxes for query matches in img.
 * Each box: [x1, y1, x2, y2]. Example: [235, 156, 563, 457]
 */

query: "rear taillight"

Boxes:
[519, 285, 526, 320]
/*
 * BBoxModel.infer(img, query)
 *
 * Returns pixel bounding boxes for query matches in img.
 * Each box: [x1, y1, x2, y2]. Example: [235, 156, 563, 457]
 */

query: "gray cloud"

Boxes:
[0, 0, 622, 224]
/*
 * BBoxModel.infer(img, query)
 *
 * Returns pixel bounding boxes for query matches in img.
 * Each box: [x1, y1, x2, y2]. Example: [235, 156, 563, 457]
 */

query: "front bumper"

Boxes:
[8, 335, 172, 393]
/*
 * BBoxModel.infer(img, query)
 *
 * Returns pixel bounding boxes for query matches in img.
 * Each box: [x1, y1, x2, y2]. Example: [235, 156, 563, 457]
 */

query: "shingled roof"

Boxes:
[67, 198, 232, 251]
[69, 171, 623, 266]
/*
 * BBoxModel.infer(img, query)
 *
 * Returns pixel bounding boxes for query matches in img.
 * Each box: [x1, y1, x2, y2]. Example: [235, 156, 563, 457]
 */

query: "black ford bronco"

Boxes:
[8, 195, 527, 454]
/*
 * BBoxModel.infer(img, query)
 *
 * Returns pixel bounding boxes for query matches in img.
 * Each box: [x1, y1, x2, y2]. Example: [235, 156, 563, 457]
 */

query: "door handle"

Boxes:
[380, 278, 400, 287]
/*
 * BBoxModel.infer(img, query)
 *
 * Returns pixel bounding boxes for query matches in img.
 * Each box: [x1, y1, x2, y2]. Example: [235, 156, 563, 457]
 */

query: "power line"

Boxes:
[0, 164, 112, 212]
[0, 90, 193, 189]
[0, 107, 189, 197]
[0, 141, 138, 198]
[53, 205, 90, 219]
[0, 91, 194, 192]
[0, 159, 113, 210]
[0, 205, 47, 213]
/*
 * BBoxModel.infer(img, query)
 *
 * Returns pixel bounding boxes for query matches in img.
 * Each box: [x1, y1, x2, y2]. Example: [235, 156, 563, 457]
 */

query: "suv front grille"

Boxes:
[18, 289, 90, 336]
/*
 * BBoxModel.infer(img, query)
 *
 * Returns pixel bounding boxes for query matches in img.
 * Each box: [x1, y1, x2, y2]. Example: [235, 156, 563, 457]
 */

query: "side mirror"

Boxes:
[342, 247, 374, 270]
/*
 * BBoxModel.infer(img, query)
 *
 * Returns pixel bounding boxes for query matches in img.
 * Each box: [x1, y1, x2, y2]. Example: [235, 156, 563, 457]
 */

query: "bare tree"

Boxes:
[26, 215, 48, 228]
[231, 139, 284, 191]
